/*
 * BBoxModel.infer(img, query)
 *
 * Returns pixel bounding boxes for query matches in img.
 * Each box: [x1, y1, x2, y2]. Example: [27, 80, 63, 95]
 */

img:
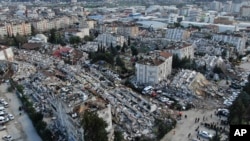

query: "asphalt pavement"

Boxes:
[0, 83, 42, 141]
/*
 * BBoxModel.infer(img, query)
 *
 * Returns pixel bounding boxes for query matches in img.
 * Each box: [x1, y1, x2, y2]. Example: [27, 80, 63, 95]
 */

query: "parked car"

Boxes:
[2, 135, 13, 141]
[0, 126, 6, 131]
[8, 114, 14, 120]
[198, 131, 213, 139]
[159, 97, 169, 103]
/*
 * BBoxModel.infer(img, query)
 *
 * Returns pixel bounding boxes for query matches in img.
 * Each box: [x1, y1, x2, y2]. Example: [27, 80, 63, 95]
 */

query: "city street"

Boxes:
[161, 109, 228, 141]
[0, 83, 42, 141]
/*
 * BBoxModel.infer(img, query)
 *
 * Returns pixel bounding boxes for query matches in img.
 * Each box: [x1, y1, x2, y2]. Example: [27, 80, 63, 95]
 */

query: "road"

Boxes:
[0, 83, 42, 141]
[161, 109, 229, 141]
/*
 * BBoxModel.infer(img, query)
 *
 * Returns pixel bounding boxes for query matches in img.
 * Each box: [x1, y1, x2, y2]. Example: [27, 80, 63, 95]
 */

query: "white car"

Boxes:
[198, 131, 213, 139]
[2, 135, 13, 141]
[159, 97, 169, 102]
[8, 114, 14, 120]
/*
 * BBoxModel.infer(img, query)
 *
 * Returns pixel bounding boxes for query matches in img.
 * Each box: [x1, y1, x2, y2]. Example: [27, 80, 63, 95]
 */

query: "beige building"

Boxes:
[117, 25, 139, 37]
[136, 51, 172, 84]
[166, 28, 191, 41]
[166, 43, 194, 59]
[0, 46, 14, 61]
[5, 22, 31, 37]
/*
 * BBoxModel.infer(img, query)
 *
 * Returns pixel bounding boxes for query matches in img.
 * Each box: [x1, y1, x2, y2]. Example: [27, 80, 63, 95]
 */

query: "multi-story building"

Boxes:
[32, 16, 78, 32]
[5, 22, 31, 37]
[165, 28, 191, 41]
[136, 51, 172, 84]
[95, 33, 126, 47]
[98, 22, 139, 38]
[117, 25, 139, 38]
[212, 33, 247, 54]
[0, 46, 14, 61]
[213, 16, 235, 25]
[222, 1, 232, 12]
[0, 24, 7, 38]
[168, 14, 185, 24]
[32, 19, 48, 32]
[209, 1, 222, 11]
[240, 6, 250, 18]
[166, 43, 194, 59]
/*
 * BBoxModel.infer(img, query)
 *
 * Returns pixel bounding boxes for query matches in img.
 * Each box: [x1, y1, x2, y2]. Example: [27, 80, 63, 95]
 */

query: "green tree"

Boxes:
[116, 56, 125, 68]
[114, 131, 124, 141]
[172, 54, 181, 68]
[110, 43, 117, 55]
[83, 35, 94, 41]
[116, 45, 121, 51]
[81, 110, 108, 141]
[31, 25, 38, 36]
[14, 33, 27, 46]
[128, 36, 131, 46]
[131, 46, 138, 56]
[49, 29, 57, 43]
[69, 36, 81, 44]
[210, 130, 221, 141]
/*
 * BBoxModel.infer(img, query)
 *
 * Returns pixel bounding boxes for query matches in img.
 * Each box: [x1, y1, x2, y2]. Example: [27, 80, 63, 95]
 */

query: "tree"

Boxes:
[14, 33, 27, 46]
[131, 46, 138, 56]
[31, 25, 37, 36]
[128, 36, 131, 46]
[49, 29, 57, 43]
[81, 110, 108, 141]
[69, 36, 81, 44]
[210, 130, 221, 141]
[114, 131, 124, 141]
[110, 43, 117, 55]
[172, 54, 181, 68]
[83, 35, 94, 41]
[48, 29, 64, 44]
[116, 45, 121, 51]
[116, 56, 125, 68]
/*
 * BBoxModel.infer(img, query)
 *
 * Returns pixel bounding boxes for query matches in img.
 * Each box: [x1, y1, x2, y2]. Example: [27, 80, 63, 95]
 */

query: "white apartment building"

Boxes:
[165, 28, 190, 41]
[166, 43, 194, 59]
[168, 14, 185, 24]
[95, 33, 125, 47]
[136, 51, 172, 84]
[0, 25, 7, 38]
[212, 33, 246, 54]
[209, 1, 222, 11]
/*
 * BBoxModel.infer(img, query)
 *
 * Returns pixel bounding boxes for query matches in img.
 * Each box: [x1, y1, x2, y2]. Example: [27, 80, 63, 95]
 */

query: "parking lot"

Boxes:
[0, 83, 42, 141]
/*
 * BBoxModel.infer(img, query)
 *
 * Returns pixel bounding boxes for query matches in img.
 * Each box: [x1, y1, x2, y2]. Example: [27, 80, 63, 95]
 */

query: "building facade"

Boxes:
[166, 43, 194, 59]
[212, 33, 246, 54]
[136, 51, 172, 84]
[96, 33, 126, 47]
[165, 28, 190, 41]
[240, 6, 250, 18]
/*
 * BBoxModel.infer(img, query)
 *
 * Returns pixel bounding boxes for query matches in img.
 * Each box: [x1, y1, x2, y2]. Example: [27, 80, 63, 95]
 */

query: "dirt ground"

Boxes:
[161, 108, 229, 141]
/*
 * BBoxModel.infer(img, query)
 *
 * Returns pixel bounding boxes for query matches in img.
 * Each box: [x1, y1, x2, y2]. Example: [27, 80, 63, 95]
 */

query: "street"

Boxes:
[0, 83, 42, 141]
